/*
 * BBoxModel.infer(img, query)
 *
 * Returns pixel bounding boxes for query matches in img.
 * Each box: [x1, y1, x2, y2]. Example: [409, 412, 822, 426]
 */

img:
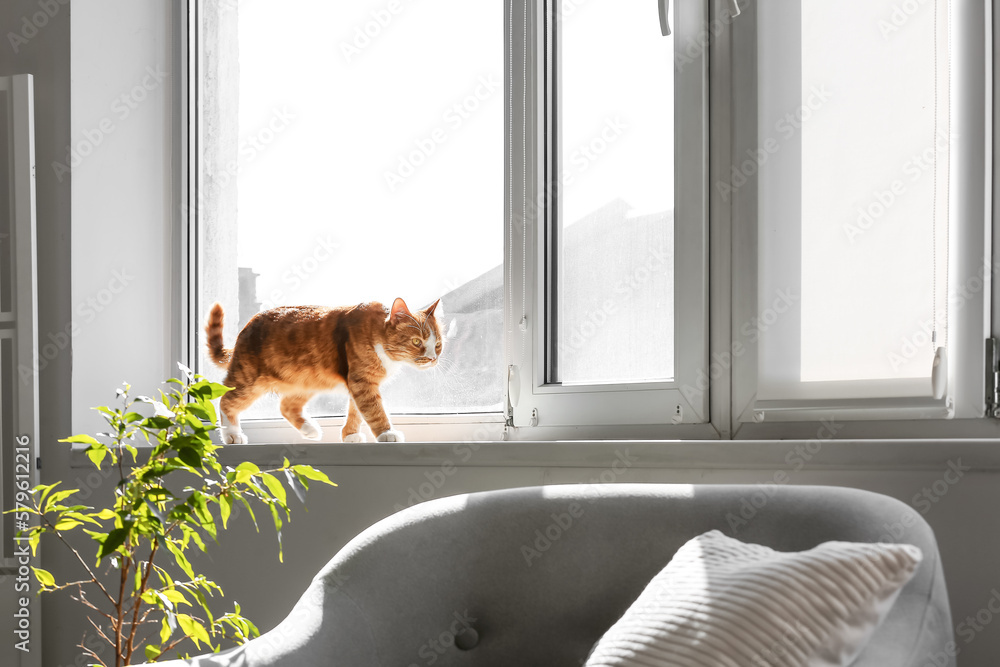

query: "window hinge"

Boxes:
[986, 338, 1000, 418]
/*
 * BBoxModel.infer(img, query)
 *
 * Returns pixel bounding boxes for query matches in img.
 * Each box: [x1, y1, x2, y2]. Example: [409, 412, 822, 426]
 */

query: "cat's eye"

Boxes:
[412, 338, 422, 347]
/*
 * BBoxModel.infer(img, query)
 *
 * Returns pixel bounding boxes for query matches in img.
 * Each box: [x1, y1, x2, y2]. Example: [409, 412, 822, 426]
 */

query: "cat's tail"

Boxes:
[205, 303, 233, 369]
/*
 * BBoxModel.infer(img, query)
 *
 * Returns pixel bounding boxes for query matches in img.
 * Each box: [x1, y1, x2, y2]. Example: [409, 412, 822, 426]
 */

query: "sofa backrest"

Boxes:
[164, 484, 954, 667]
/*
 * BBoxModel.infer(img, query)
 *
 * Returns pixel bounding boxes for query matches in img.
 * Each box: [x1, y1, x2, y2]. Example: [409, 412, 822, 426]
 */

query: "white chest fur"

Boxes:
[374, 344, 403, 376]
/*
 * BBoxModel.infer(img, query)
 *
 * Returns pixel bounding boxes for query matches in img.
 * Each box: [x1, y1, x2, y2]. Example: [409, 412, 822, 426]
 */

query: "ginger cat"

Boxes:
[205, 298, 443, 444]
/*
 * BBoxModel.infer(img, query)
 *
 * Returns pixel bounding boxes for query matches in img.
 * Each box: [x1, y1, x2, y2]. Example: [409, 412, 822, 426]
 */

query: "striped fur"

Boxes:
[205, 302, 233, 368]
[203, 298, 443, 444]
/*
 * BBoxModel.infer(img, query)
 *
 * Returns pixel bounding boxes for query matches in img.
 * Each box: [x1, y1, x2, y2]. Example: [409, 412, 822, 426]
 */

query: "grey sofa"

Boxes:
[154, 484, 954, 667]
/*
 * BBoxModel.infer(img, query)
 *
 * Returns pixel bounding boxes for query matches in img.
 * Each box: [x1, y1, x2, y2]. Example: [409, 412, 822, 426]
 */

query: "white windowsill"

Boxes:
[69, 439, 1000, 471]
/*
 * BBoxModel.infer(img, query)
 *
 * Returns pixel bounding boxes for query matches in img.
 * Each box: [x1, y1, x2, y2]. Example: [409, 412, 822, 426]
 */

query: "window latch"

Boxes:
[730, 0, 742, 18]
[658, 0, 671, 36]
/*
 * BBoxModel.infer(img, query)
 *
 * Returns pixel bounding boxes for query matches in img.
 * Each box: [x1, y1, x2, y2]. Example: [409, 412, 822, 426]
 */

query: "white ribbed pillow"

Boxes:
[585, 530, 922, 667]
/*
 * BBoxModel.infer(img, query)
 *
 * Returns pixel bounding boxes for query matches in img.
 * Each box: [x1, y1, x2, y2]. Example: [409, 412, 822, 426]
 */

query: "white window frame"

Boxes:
[181, 0, 511, 444]
[182, 0, 716, 443]
[728, 0, 997, 439]
[504, 0, 714, 440]
[179, 0, 998, 443]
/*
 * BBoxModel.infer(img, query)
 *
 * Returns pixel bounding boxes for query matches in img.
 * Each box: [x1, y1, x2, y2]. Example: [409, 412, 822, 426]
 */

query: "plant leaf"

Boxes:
[268, 503, 283, 563]
[234, 462, 259, 485]
[33, 568, 55, 587]
[166, 540, 196, 580]
[178, 447, 202, 469]
[86, 447, 107, 468]
[219, 494, 232, 530]
[98, 525, 130, 561]
[60, 434, 102, 447]
[53, 518, 83, 531]
[260, 473, 287, 507]
[44, 489, 78, 511]
[292, 465, 336, 486]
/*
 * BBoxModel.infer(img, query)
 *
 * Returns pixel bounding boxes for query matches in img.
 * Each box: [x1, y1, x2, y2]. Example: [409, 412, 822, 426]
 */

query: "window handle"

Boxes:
[730, 0, 742, 17]
[659, 0, 670, 36]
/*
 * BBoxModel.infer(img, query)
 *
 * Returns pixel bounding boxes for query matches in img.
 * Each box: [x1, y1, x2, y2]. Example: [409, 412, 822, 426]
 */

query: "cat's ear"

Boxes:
[389, 297, 412, 324]
[424, 299, 441, 318]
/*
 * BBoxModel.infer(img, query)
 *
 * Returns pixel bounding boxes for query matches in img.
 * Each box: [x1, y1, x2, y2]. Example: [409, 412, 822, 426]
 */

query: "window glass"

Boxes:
[757, 0, 949, 400]
[198, 0, 505, 417]
[554, 0, 675, 385]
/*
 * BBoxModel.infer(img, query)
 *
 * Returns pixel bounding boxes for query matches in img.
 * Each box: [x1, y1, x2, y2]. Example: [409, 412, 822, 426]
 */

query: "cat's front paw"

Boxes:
[222, 427, 249, 445]
[298, 418, 322, 441]
[342, 433, 366, 443]
[375, 429, 404, 443]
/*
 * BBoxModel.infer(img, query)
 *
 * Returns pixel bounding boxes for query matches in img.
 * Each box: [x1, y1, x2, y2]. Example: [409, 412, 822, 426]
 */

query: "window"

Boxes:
[731, 0, 992, 433]
[186, 0, 995, 441]
[191, 0, 711, 442]
[504, 0, 711, 436]
[195, 0, 506, 439]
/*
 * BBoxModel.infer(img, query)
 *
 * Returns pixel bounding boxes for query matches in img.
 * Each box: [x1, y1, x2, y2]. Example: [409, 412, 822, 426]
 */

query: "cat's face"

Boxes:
[385, 298, 444, 369]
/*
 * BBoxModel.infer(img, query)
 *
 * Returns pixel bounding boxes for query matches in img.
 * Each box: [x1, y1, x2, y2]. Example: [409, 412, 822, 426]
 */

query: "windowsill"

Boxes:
[69, 439, 1000, 471]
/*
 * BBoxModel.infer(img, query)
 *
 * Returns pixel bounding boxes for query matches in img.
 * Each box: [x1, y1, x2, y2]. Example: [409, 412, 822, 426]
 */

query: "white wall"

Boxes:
[70, 1, 175, 438]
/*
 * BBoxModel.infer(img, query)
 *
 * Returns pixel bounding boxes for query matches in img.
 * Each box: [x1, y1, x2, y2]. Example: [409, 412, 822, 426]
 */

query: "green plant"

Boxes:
[13, 365, 335, 666]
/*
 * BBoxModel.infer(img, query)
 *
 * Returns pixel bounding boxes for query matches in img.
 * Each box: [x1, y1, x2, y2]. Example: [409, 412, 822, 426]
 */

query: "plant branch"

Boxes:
[83, 617, 113, 666]
[45, 519, 117, 608]
[124, 540, 158, 664]
[114, 551, 132, 667]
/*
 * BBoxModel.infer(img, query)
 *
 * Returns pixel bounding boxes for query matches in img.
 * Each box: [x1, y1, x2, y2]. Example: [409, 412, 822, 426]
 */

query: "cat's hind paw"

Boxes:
[222, 427, 248, 445]
[342, 433, 366, 443]
[375, 429, 405, 443]
[299, 418, 322, 441]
